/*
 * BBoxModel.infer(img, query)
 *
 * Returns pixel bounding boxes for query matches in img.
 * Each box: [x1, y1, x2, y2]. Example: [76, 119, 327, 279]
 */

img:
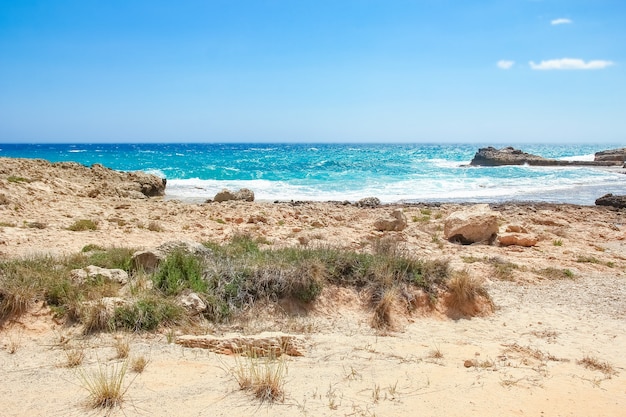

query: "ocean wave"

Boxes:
[558, 153, 596, 162]
[164, 168, 626, 205]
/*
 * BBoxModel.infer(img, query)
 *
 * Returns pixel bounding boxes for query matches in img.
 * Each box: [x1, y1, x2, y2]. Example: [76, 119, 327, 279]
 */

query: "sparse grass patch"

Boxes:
[536, 267, 574, 280]
[231, 350, 287, 403]
[68, 219, 98, 231]
[131, 356, 148, 373]
[577, 255, 601, 264]
[65, 346, 86, 368]
[7, 176, 31, 183]
[553, 239, 563, 246]
[487, 257, 519, 280]
[147, 221, 163, 232]
[82, 244, 105, 253]
[578, 355, 617, 377]
[114, 336, 130, 359]
[78, 360, 130, 409]
[446, 270, 491, 310]
[371, 286, 398, 330]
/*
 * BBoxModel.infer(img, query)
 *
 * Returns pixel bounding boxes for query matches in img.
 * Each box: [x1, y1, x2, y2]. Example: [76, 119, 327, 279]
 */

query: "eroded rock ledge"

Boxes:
[469, 147, 622, 167]
[0, 157, 166, 199]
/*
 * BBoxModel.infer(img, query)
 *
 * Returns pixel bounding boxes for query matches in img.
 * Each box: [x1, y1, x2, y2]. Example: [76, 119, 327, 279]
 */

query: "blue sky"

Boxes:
[0, 0, 624, 143]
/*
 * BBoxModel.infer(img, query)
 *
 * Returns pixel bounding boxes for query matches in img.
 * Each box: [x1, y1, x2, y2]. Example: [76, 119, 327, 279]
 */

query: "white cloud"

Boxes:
[529, 58, 614, 70]
[551, 18, 572, 25]
[497, 60, 515, 70]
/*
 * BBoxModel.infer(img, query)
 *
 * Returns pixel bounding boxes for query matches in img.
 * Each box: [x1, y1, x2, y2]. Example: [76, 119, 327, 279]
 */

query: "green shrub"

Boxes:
[112, 297, 183, 331]
[68, 219, 98, 231]
[152, 251, 207, 296]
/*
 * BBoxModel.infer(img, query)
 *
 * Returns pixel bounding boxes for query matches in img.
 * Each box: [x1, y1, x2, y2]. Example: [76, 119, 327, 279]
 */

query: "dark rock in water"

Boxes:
[470, 147, 553, 166]
[594, 148, 626, 163]
[595, 193, 626, 209]
[470, 146, 621, 167]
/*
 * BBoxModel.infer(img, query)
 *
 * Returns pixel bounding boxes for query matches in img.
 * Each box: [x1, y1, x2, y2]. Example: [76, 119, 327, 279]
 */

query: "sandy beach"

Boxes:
[1, 158, 625, 416]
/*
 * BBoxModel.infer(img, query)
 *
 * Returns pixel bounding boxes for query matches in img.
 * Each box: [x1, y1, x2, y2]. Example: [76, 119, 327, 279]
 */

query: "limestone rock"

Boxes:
[595, 193, 626, 209]
[505, 224, 528, 233]
[213, 189, 237, 202]
[594, 148, 626, 163]
[131, 250, 163, 273]
[213, 188, 255, 203]
[356, 197, 381, 208]
[178, 291, 207, 315]
[70, 265, 128, 285]
[374, 209, 407, 231]
[498, 233, 538, 247]
[176, 332, 305, 357]
[470, 147, 619, 167]
[444, 204, 500, 244]
[131, 240, 211, 273]
[235, 188, 255, 202]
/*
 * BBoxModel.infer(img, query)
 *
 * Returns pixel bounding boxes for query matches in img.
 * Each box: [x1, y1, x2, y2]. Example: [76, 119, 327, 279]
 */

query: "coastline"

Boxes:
[1, 156, 626, 416]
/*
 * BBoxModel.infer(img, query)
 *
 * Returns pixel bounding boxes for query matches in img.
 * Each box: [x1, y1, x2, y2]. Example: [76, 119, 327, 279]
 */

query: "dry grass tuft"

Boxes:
[81, 300, 113, 334]
[130, 356, 148, 373]
[577, 355, 617, 377]
[446, 270, 491, 310]
[114, 336, 130, 359]
[78, 360, 130, 409]
[371, 286, 398, 330]
[65, 347, 86, 368]
[231, 350, 288, 403]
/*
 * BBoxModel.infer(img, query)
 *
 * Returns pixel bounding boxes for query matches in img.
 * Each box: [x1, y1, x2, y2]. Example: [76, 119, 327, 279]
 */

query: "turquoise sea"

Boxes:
[1, 143, 625, 205]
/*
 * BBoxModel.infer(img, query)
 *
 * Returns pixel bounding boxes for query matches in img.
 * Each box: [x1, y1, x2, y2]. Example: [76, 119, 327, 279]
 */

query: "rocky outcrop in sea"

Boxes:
[469, 146, 622, 167]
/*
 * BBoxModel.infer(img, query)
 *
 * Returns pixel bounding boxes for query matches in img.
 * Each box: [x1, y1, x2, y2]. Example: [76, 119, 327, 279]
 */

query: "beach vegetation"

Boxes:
[64, 346, 86, 368]
[486, 257, 519, 280]
[576, 255, 600, 264]
[111, 296, 184, 332]
[446, 270, 491, 310]
[231, 349, 287, 403]
[130, 355, 148, 373]
[68, 219, 98, 231]
[147, 221, 163, 232]
[78, 359, 131, 409]
[152, 250, 206, 295]
[7, 175, 32, 183]
[536, 267, 574, 280]
[577, 355, 617, 377]
[553, 239, 563, 246]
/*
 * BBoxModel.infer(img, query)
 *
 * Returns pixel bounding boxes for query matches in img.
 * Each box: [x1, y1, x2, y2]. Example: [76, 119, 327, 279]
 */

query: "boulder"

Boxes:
[178, 291, 207, 315]
[595, 193, 626, 209]
[213, 188, 255, 202]
[235, 188, 255, 202]
[213, 189, 237, 202]
[70, 265, 128, 285]
[374, 209, 407, 231]
[594, 148, 626, 163]
[131, 240, 212, 273]
[356, 197, 381, 208]
[498, 233, 538, 247]
[444, 204, 500, 244]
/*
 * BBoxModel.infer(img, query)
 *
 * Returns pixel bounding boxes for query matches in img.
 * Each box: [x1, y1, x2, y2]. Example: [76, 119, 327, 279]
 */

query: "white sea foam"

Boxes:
[558, 153, 595, 161]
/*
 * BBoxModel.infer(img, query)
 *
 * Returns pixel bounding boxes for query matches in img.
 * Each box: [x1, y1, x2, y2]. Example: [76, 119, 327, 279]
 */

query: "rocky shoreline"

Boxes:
[1, 155, 625, 416]
[469, 146, 626, 167]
